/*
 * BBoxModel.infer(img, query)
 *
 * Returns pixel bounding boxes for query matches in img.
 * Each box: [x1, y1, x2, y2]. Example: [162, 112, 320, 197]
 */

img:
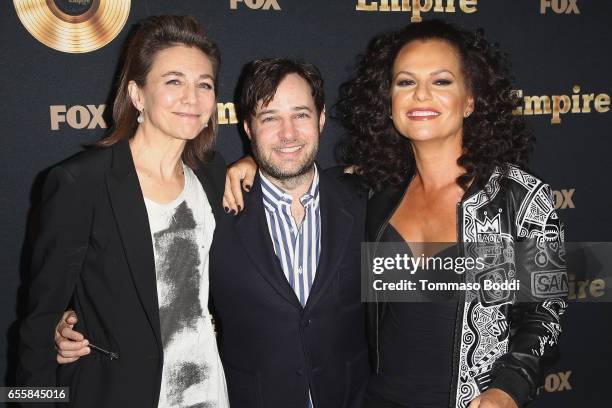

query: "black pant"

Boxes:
[363, 391, 410, 408]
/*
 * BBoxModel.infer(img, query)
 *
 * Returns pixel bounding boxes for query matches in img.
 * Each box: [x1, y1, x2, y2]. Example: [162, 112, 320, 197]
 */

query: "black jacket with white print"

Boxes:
[365, 164, 567, 408]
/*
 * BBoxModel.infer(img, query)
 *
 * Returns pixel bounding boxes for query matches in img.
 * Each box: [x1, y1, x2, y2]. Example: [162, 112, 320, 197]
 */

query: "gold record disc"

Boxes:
[14, 0, 131, 54]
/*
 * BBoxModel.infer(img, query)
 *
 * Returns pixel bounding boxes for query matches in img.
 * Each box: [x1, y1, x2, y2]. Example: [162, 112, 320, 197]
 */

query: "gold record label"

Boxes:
[14, 0, 131, 54]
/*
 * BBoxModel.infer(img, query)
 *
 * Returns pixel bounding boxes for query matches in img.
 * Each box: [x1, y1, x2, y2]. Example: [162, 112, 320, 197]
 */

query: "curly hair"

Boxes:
[335, 19, 533, 192]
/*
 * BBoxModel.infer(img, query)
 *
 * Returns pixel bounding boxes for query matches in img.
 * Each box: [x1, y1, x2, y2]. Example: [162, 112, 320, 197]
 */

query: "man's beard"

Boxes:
[252, 140, 318, 181]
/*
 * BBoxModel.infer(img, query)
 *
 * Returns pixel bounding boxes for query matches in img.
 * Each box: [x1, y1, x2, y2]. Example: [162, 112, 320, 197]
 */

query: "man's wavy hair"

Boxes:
[336, 19, 533, 192]
[238, 58, 325, 128]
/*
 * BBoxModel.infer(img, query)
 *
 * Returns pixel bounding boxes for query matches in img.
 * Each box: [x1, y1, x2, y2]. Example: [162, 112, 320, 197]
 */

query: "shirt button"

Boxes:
[296, 368, 304, 376]
[298, 266, 303, 274]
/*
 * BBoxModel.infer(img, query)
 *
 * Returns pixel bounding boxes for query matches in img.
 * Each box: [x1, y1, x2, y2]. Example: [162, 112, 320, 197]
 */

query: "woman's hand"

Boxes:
[343, 165, 358, 174]
[467, 388, 518, 408]
[54, 310, 90, 364]
[223, 155, 257, 214]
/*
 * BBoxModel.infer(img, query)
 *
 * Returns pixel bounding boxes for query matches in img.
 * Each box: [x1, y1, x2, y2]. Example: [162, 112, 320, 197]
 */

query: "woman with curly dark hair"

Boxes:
[335, 20, 566, 408]
[337, 20, 532, 193]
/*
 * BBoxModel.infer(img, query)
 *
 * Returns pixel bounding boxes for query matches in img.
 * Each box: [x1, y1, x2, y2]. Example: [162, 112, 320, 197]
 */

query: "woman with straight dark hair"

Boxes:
[18, 15, 229, 407]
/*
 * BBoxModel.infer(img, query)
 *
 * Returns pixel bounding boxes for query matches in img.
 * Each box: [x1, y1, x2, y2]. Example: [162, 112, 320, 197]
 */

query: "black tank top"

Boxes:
[368, 224, 457, 408]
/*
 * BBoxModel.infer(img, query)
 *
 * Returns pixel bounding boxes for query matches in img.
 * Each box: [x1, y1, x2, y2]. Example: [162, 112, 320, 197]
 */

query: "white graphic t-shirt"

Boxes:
[144, 163, 228, 408]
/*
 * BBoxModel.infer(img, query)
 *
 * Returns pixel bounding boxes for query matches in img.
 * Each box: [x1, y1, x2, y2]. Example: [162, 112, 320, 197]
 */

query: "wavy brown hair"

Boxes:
[336, 19, 533, 192]
[98, 15, 221, 168]
[238, 58, 325, 128]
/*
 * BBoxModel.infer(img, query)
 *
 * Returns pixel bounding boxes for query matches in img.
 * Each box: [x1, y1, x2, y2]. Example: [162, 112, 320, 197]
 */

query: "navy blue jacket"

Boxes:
[210, 168, 369, 408]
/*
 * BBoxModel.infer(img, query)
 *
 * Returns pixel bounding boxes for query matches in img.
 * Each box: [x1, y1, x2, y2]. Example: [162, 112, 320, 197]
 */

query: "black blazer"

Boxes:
[17, 139, 226, 407]
[209, 167, 370, 408]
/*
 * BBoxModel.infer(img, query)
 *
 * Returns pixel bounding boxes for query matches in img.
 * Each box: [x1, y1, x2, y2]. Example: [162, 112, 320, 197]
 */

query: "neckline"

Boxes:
[385, 223, 457, 259]
[259, 164, 319, 206]
[143, 162, 189, 208]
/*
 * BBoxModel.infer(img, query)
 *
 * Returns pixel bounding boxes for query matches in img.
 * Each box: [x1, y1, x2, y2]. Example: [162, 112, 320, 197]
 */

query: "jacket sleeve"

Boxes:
[17, 165, 94, 387]
[209, 151, 228, 197]
[489, 183, 567, 406]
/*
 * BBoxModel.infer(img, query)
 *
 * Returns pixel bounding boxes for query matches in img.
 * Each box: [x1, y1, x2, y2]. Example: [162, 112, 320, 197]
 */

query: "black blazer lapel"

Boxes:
[233, 177, 302, 309]
[193, 152, 226, 222]
[105, 140, 162, 350]
[366, 177, 410, 241]
[305, 172, 354, 312]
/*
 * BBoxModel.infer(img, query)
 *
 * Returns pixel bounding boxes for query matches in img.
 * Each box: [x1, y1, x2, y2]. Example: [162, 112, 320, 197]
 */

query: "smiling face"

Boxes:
[390, 39, 474, 143]
[129, 45, 216, 142]
[245, 73, 325, 181]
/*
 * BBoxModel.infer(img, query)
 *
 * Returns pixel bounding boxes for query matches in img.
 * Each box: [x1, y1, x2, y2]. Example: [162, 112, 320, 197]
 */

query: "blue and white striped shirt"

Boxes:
[260, 167, 321, 407]
[260, 166, 321, 306]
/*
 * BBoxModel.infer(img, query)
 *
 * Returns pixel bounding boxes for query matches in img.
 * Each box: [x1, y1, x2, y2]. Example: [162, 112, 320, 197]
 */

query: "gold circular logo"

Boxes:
[14, 0, 131, 54]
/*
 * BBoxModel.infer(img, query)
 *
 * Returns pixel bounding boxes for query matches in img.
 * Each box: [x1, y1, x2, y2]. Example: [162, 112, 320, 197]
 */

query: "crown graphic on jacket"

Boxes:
[476, 213, 500, 234]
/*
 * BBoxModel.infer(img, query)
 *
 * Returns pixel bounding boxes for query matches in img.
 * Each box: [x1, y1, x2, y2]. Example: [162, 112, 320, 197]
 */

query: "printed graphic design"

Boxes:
[154, 201, 216, 407]
[454, 165, 567, 408]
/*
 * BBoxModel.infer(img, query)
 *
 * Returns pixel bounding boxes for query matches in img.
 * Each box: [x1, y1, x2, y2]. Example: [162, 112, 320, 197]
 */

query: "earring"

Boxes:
[204, 122, 208, 128]
[464, 111, 472, 118]
[137, 109, 144, 124]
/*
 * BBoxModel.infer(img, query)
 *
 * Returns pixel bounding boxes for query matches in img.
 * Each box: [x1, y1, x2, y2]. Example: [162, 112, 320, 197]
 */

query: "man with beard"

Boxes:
[54, 59, 370, 408]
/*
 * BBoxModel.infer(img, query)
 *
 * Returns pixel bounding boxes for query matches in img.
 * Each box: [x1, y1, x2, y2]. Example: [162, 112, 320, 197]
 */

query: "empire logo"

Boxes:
[355, 0, 477, 23]
[512, 86, 610, 125]
[218, 102, 238, 125]
[542, 371, 572, 393]
[534, 272, 607, 301]
[552, 188, 575, 209]
[230, 0, 281, 10]
[14, 0, 130, 54]
[50, 105, 107, 130]
[568, 273, 606, 301]
[540, 0, 580, 14]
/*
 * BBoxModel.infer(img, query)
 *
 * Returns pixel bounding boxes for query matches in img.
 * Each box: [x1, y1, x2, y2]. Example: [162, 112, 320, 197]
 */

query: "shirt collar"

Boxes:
[260, 165, 320, 211]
